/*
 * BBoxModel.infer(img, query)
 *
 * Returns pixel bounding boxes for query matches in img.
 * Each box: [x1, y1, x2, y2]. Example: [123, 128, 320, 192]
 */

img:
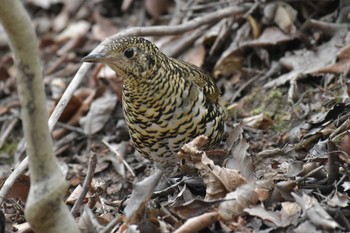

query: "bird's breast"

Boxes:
[121, 77, 224, 164]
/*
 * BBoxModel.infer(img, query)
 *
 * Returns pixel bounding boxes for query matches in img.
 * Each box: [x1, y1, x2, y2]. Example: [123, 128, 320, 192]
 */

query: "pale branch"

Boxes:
[0, 0, 79, 232]
[109, 4, 249, 39]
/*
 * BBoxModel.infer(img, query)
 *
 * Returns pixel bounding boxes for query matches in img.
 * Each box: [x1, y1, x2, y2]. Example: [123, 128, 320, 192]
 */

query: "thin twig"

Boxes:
[102, 139, 135, 177]
[165, 24, 210, 57]
[105, 4, 249, 44]
[152, 177, 185, 198]
[295, 165, 325, 183]
[99, 215, 122, 233]
[71, 152, 97, 217]
[82, 205, 104, 233]
[0, 118, 18, 148]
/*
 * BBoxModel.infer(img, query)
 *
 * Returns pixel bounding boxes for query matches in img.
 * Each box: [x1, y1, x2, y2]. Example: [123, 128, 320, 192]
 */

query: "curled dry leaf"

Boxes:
[52, 94, 81, 123]
[177, 135, 209, 164]
[11, 222, 31, 233]
[172, 199, 222, 219]
[213, 48, 244, 79]
[292, 192, 340, 230]
[218, 180, 274, 220]
[247, 15, 261, 39]
[178, 135, 247, 200]
[262, 2, 297, 33]
[224, 124, 254, 180]
[124, 169, 163, 221]
[173, 212, 218, 233]
[274, 2, 297, 33]
[245, 27, 296, 47]
[244, 202, 300, 228]
[271, 180, 297, 204]
[201, 153, 247, 200]
[78, 207, 99, 232]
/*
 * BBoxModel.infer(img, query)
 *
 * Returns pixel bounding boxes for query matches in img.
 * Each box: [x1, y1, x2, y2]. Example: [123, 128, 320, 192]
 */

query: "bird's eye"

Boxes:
[124, 48, 134, 58]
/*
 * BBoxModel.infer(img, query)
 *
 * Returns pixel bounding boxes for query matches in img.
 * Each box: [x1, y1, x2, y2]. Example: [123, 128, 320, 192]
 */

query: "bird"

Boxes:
[82, 37, 225, 168]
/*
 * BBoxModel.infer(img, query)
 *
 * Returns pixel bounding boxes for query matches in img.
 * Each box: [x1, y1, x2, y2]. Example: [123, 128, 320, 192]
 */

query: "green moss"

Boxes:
[267, 88, 283, 99]
[248, 87, 290, 132]
[251, 106, 264, 115]
[0, 141, 18, 164]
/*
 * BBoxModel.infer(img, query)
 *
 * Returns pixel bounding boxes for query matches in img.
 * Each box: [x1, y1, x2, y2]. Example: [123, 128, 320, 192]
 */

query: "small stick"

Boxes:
[102, 139, 135, 177]
[71, 152, 97, 217]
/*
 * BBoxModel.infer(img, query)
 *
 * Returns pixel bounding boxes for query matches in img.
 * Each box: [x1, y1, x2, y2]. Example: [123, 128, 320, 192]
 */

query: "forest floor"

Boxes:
[1, 0, 350, 232]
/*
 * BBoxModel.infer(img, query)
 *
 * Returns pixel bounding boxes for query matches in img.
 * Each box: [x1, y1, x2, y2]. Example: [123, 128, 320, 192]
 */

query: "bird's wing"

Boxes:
[177, 60, 221, 104]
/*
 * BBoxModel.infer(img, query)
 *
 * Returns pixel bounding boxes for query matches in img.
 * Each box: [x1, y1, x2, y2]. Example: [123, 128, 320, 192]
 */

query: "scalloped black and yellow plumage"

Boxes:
[83, 37, 225, 167]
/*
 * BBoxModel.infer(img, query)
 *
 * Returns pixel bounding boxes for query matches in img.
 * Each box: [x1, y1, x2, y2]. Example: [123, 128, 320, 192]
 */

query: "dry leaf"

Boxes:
[224, 124, 254, 180]
[178, 135, 247, 200]
[247, 15, 261, 39]
[242, 112, 273, 129]
[294, 221, 320, 233]
[244, 202, 301, 227]
[172, 199, 222, 219]
[274, 3, 297, 33]
[80, 93, 118, 135]
[281, 201, 301, 216]
[173, 212, 218, 233]
[201, 153, 247, 200]
[56, 20, 90, 42]
[53, 7, 69, 32]
[218, 180, 274, 219]
[52, 89, 96, 139]
[342, 181, 350, 191]
[145, 0, 170, 20]
[181, 43, 206, 68]
[292, 192, 340, 230]
[327, 192, 349, 208]
[92, 11, 119, 40]
[264, 29, 346, 88]
[244, 204, 299, 227]
[0, 174, 30, 202]
[66, 185, 84, 205]
[177, 135, 208, 164]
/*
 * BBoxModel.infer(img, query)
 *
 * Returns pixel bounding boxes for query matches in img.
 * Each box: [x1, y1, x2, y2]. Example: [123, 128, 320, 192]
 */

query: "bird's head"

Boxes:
[82, 37, 162, 81]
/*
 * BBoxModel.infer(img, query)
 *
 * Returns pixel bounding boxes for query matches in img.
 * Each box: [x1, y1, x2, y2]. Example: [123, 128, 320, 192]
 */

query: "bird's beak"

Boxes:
[81, 53, 107, 63]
